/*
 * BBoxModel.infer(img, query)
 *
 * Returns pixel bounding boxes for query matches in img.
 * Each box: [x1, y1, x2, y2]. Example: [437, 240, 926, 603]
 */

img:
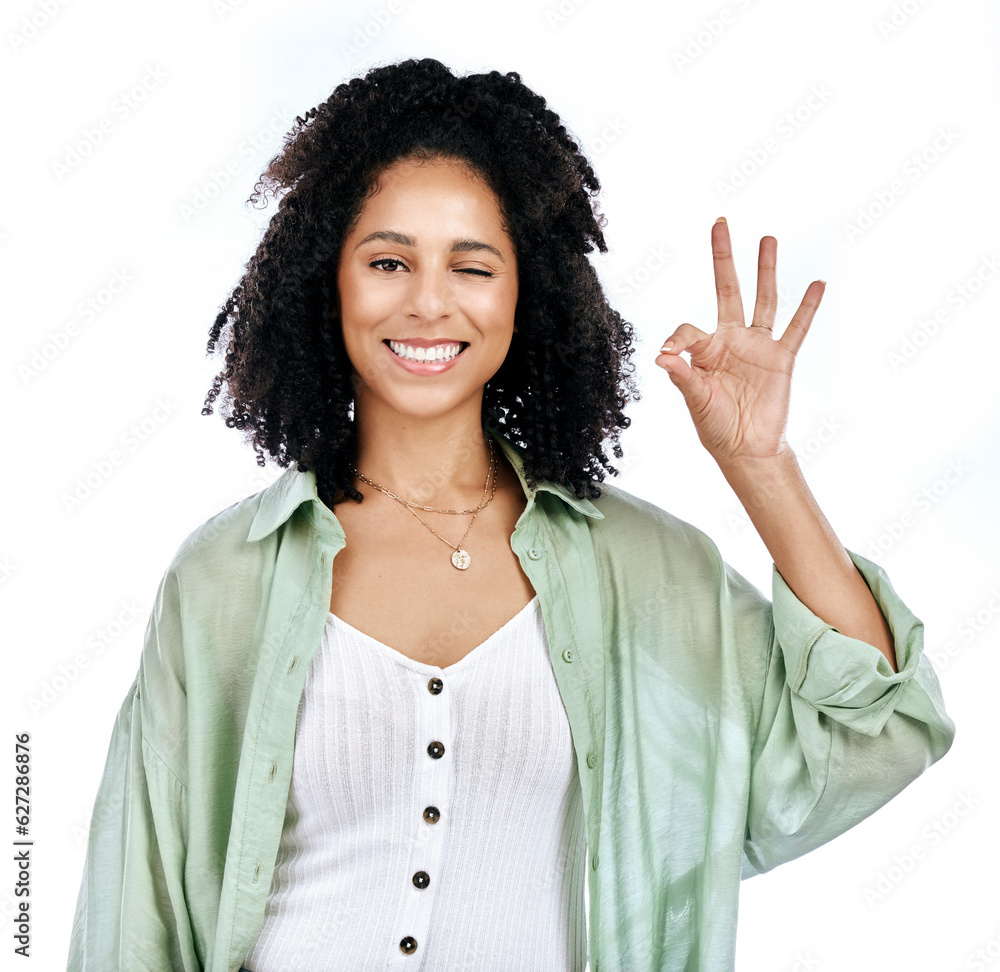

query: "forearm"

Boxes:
[717, 450, 897, 672]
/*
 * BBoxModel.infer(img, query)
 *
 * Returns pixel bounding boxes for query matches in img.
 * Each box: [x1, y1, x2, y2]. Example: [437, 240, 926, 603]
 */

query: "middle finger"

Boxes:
[751, 235, 778, 330]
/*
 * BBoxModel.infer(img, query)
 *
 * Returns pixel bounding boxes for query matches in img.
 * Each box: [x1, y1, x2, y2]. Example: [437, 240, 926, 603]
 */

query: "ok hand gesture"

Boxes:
[655, 218, 825, 467]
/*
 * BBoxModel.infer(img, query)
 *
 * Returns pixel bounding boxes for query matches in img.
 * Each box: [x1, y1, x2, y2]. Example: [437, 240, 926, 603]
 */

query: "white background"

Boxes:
[3, 0, 998, 969]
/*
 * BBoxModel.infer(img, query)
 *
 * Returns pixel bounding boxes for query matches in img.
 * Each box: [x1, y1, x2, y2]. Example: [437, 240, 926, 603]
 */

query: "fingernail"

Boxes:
[817, 279, 827, 286]
[660, 342, 674, 353]
[715, 216, 727, 224]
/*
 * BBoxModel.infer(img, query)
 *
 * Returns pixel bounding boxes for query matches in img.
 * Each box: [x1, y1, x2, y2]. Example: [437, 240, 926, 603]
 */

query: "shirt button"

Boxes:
[427, 677, 443, 695]
[427, 741, 445, 759]
[586, 751, 597, 769]
[592, 852, 600, 870]
[423, 806, 441, 824]
[562, 647, 575, 663]
[412, 870, 430, 889]
[527, 547, 543, 560]
[399, 936, 418, 954]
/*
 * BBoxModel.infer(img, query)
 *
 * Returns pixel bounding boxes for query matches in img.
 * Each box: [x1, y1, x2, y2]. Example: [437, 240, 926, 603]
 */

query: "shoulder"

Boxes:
[136, 483, 280, 681]
[161, 485, 275, 588]
[586, 479, 725, 575]
[584, 480, 773, 622]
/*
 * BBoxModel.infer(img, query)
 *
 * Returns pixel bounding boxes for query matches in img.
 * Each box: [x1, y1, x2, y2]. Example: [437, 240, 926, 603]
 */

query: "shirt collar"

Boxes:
[246, 426, 604, 543]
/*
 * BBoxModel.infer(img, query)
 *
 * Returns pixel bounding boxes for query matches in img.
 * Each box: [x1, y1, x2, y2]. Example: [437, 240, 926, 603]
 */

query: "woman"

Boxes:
[68, 58, 955, 972]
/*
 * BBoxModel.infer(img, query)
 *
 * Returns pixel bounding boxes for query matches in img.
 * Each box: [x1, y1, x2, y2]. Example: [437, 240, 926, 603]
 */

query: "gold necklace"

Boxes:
[351, 436, 498, 570]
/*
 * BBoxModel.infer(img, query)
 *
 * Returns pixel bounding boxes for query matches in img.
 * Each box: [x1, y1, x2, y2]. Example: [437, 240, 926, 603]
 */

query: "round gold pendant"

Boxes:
[451, 548, 472, 570]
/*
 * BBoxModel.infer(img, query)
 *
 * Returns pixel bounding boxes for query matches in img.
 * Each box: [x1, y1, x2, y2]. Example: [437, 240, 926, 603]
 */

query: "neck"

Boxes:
[350, 402, 497, 509]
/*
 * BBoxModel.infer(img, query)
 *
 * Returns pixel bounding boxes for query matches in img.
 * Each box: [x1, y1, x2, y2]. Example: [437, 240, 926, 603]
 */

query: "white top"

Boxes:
[245, 594, 589, 972]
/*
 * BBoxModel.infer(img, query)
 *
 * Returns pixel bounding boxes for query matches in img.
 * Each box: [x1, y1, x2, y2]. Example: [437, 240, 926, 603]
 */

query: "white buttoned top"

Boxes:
[244, 594, 589, 971]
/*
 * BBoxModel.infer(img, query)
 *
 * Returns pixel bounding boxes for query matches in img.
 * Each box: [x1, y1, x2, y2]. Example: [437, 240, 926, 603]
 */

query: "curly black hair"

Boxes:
[202, 57, 641, 507]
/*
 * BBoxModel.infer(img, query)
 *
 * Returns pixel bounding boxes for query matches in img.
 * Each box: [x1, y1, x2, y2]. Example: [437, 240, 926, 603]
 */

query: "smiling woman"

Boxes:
[197, 58, 639, 513]
[334, 157, 520, 419]
[67, 57, 954, 972]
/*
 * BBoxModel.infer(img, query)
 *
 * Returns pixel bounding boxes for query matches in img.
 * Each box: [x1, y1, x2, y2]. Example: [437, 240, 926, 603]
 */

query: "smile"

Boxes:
[385, 340, 468, 363]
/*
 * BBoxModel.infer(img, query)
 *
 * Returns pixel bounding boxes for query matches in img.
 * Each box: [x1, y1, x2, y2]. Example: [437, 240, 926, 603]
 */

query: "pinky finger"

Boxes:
[779, 280, 825, 355]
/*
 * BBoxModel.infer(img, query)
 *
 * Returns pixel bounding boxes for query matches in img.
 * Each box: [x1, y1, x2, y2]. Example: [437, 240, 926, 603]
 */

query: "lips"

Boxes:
[381, 340, 472, 376]
[383, 339, 469, 363]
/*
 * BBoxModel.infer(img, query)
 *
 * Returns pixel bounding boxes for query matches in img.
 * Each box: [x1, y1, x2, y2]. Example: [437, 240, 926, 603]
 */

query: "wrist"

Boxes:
[715, 448, 806, 511]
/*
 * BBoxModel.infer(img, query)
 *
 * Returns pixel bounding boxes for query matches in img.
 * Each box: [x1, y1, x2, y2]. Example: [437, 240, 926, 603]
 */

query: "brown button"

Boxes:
[427, 741, 445, 759]
[412, 870, 430, 889]
[428, 677, 443, 695]
[423, 806, 440, 824]
[399, 936, 418, 954]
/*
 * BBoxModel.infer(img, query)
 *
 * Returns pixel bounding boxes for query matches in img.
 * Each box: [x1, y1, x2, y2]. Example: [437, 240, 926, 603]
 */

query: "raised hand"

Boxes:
[655, 217, 825, 467]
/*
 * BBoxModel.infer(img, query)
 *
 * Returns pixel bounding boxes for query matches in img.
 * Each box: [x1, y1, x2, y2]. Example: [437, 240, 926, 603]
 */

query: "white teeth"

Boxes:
[388, 341, 463, 362]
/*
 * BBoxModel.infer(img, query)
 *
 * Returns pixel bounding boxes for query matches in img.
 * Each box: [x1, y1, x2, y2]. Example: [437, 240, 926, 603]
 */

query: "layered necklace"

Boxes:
[350, 435, 498, 570]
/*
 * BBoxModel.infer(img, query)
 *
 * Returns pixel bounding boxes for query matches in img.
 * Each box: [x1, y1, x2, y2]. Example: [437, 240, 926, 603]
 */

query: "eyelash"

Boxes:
[369, 258, 494, 278]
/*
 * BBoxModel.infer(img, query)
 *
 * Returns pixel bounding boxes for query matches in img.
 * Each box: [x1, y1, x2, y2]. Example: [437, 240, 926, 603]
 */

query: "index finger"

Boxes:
[712, 217, 744, 328]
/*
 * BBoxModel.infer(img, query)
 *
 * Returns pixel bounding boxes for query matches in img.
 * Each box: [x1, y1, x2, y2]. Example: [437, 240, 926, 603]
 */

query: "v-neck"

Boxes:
[326, 594, 540, 674]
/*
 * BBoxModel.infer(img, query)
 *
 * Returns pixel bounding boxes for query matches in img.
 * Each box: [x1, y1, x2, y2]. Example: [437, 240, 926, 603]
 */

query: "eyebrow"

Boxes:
[353, 230, 505, 263]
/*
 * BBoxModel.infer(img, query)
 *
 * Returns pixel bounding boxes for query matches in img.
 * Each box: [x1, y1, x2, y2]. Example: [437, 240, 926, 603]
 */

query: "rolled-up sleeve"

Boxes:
[741, 548, 956, 878]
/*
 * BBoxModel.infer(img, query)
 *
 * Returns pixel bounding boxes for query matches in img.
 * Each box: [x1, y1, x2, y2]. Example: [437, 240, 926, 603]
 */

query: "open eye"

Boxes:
[370, 258, 407, 273]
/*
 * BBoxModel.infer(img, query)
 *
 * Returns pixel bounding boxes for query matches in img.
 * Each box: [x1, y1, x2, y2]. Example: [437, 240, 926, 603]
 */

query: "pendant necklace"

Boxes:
[351, 435, 498, 570]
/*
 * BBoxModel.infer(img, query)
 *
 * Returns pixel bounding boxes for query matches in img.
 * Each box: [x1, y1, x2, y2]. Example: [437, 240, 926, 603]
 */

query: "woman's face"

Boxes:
[335, 155, 519, 423]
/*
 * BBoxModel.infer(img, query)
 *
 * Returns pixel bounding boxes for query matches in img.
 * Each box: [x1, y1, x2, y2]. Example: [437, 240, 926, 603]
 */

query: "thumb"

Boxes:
[656, 322, 713, 408]
[656, 348, 709, 410]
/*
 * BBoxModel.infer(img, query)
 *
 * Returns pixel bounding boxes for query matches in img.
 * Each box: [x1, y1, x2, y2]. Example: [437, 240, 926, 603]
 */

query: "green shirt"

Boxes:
[67, 427, 956, 972]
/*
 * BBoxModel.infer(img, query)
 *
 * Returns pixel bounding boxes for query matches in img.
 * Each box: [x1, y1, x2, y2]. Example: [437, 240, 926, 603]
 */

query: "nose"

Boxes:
[402, 262, 454, 322]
